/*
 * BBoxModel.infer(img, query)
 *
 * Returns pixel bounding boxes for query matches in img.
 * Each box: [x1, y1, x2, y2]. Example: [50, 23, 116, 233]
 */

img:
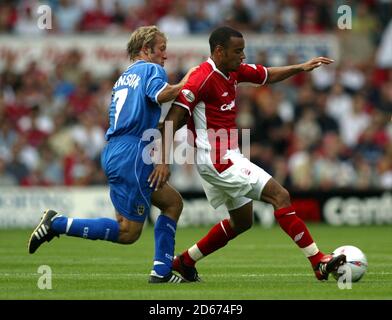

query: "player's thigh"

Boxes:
[151, 183, 183, 221]
[228, 200, 253, 233]
[201, 151, 272, 202]
[105, 141, 153, 223]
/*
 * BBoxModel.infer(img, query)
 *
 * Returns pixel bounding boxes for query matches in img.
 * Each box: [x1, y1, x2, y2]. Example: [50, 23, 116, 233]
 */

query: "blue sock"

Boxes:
[153, 215, 177, 277]
[52, 217, 119, 242]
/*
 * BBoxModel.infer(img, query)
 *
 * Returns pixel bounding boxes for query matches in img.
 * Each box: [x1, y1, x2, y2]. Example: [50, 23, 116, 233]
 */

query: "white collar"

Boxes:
[207, 57, 230, 80]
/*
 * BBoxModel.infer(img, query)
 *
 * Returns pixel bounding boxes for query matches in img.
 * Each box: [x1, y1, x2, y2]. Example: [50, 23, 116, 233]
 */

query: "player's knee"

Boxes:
[232, 218, 253, 234]
[239, 221, 252, 233]
[115, 214, 143, 244]
[119, 230, 141, 244]
[275, 187, 291, 208]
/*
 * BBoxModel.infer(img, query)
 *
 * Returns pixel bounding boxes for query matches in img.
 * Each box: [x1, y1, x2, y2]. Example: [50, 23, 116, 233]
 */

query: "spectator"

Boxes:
[313, 133, 356, 189]
[0, 1, 17, 33]
[55, 0, 82, 33]
[326, 83, 352, 122]
[352, 2, 380, 44]
[294, 108, 321, 150]
[69, 112, 105, 159]
[157, 5, 190, 37]
[0, 157, 18, 186]
[187, 1, 213, 34]
[339, 93, 371, 148]
[14, 3, 46, 36]
[39, 144, 64, 185]
[80, 0, 111, 32]
[376, 18, 392, 68]
[224, 0, 253, 31]
[299, 7, 324, 34]
[315, 92, 340, 134]
[251, 88, 289, 155]
[377, 143, 392, 188]
[288, 136, 314, 190]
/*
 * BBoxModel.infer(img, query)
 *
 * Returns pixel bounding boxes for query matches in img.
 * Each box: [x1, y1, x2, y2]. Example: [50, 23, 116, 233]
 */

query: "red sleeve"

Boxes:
[236, 63, 268, 85]
[173, 67, 208, 115]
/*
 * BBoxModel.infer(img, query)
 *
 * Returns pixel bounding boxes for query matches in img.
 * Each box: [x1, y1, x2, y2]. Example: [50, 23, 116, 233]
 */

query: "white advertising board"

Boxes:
[0, 34, 339, 76]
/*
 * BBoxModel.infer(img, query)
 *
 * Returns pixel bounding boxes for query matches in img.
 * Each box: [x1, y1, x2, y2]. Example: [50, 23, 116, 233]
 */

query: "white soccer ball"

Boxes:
[332, 245, 368, 282]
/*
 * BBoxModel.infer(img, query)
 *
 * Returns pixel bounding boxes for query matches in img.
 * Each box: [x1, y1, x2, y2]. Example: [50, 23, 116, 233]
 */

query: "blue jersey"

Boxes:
[102, 60, 168, 222]
[105, 60, 168, 140]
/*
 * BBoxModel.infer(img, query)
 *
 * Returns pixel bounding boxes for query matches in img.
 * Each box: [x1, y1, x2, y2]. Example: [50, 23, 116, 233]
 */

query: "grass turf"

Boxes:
[1, 224, 391, 300]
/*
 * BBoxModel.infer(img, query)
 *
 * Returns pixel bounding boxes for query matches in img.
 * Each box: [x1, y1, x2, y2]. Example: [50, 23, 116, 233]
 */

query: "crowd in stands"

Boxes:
[0, 0, 391, 191]
[0, 0, 391, 37]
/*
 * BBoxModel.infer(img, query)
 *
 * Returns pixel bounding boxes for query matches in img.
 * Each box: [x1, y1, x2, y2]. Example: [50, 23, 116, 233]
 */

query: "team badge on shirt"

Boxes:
[181, 89, 195, 103]
[137, 205, 145, 215]
[241, 168, 252, 176]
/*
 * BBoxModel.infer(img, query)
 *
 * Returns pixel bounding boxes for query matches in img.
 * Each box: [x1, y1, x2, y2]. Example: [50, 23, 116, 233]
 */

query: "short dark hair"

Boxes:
[209, 26, 243, 53]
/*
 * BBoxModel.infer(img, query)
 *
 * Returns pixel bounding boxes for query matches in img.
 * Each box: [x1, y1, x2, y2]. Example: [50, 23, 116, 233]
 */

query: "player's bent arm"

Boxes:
[157, 67, 198, 104]
[148, 105, 189, 190]
[157, 83, 186, 104]
[161, 105, 189, 163]
[167, 104, 190, 131]
[266, 57, 334, 84]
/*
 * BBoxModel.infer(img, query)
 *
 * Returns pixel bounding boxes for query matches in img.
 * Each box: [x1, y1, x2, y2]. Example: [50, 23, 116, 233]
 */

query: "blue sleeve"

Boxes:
[145, 64, 168, 104]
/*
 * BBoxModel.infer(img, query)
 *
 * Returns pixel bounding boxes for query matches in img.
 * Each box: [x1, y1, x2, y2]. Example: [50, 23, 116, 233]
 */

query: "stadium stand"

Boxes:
[0, 0, 391, 192]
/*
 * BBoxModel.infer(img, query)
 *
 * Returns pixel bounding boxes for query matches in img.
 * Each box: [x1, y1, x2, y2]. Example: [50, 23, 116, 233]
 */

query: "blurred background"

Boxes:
[0, 0, 391, 227]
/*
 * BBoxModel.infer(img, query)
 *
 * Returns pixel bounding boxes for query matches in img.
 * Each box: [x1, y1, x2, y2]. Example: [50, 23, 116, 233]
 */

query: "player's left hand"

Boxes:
[301, 57, 334, 71]
[148, 164, 171, 191]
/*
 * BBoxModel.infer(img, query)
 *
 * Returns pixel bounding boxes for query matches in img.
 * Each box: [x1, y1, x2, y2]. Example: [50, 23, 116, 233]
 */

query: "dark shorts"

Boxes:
[101, 135, 154, 223]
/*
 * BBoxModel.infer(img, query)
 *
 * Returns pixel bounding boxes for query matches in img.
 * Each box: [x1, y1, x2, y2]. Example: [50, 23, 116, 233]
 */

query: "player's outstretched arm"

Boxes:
[266, 56, 334, 84]
[148, 105, 189, 190]
[157, 67, 198, 104]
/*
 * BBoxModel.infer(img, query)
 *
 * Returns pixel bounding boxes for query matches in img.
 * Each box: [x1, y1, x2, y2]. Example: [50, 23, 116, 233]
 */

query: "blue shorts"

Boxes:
[101, 135, 154, 223]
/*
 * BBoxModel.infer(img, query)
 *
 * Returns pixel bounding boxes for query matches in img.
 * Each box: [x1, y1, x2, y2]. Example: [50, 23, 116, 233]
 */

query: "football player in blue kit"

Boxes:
[28, 26, 195, 283]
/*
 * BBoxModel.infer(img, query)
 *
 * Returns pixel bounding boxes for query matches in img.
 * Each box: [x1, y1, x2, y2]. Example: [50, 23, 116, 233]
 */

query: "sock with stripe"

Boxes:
[152, 214, 177, 277]
[274, 205, 324, 267]
[181, 219, 237, 267]
[51, 216, 119, 242]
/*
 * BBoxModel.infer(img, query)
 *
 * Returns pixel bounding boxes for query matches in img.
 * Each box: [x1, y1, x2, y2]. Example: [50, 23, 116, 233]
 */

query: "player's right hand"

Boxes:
[301, 56, 334, 71]
[148, 164, 171, 191]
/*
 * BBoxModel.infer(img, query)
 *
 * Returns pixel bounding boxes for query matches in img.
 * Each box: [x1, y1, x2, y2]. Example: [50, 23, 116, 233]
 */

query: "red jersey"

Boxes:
[173, 58, 268, 172]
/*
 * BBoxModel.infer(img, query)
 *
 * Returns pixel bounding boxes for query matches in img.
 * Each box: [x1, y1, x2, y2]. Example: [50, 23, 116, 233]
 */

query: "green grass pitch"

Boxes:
[1, 224, 391, 300]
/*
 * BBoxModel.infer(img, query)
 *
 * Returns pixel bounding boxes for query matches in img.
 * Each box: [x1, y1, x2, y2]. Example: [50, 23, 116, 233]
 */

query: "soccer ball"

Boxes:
[331, 245, 368, 282]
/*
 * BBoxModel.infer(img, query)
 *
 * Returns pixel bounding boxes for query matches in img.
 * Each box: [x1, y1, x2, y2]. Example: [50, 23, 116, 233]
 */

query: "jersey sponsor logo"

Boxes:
[221, 92, 228, 97]
[220, 100, 235, 111]
[181, 89, 195, 103]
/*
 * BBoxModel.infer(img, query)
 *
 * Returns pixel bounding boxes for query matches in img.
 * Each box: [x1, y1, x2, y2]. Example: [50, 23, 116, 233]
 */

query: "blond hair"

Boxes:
[126, 26, 167, 60]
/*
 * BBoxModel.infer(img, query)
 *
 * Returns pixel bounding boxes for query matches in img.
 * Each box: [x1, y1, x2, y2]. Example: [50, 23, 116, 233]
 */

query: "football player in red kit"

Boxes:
[149, 26, 346, 282]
